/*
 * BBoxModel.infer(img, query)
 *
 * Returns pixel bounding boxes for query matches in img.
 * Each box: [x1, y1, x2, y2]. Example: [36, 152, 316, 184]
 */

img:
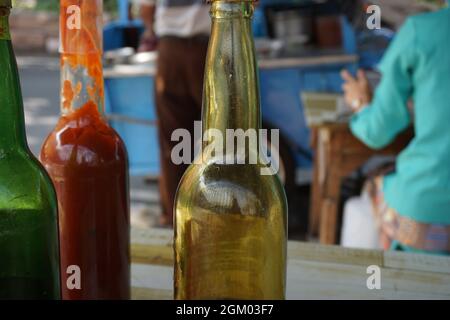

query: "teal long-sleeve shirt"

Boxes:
[350, 8, 450, 225]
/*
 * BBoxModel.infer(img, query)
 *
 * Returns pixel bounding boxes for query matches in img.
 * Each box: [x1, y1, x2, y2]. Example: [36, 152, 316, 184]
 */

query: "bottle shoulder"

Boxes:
[40, 115, 127, 168]
[176, 161, 288, 218]
[181, 160, 286, 188]
[0, 147, 44, 174]
[0, 148, 58, 211]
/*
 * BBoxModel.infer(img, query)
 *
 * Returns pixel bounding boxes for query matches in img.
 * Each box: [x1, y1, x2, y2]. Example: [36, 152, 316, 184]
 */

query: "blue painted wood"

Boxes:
[341, 16, 357, 55]
[118, 0, 130, 24]
[105, 76, 160, 177]
[259, 62, 355, 171]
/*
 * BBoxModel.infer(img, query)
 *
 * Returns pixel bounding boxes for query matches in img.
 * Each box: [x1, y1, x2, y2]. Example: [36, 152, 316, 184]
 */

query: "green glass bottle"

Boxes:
[0, 0, 61, 300]
[174, 0, 288, 300]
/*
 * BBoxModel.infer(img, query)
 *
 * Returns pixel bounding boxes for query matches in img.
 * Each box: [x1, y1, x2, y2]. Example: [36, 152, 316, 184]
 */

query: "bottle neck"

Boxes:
[202, 2, 261, 143]
[60, 53, 105, 116]
[59, 0, 104, 117]
[0, 9, 28, 150]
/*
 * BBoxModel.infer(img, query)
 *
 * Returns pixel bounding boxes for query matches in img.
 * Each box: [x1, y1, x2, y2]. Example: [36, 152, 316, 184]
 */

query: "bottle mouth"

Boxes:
[59, 0, 103, 55]
[210, 1, 255, 19]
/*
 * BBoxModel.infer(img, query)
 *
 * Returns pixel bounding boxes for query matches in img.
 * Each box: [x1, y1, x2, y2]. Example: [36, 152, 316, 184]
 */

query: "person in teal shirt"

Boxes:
[341, 6, 450, 255]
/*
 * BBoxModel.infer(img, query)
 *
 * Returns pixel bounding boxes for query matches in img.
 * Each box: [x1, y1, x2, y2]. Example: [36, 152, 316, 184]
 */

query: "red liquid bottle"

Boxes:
[40, 0, 130, 300]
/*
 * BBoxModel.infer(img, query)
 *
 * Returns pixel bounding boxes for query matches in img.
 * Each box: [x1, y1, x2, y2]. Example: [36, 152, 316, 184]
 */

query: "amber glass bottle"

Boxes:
[174, 0, 288, 300]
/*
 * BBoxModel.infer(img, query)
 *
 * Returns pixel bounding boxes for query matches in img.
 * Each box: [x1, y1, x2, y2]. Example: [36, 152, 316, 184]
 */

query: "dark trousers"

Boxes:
[155, 36, 208, 225]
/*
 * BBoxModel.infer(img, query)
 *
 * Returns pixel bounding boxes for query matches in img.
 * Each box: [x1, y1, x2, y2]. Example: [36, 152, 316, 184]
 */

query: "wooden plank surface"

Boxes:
[131, 228, 173, 266]
[384, 251, 450, 274]
[258, 55, 358, 69]
[131, 228, 450, 300]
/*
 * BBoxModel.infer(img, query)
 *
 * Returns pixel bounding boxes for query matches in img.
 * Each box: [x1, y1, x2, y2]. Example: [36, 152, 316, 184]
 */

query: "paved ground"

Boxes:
[18, 56, 161, 229]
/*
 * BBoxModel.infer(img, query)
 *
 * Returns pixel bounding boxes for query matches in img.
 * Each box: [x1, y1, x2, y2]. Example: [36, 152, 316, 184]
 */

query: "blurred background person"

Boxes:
[341, 4, 450, 255]
[134, 0, 210, 226]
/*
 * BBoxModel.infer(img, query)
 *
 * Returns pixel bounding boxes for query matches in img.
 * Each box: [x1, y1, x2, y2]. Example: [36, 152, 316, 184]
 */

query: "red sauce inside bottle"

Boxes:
[40, 0, 130, 299]
[41, 87, 130, 300]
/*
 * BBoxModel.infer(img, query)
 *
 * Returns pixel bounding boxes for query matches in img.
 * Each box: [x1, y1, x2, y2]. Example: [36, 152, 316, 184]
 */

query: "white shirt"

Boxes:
[134, 0, 211, 37]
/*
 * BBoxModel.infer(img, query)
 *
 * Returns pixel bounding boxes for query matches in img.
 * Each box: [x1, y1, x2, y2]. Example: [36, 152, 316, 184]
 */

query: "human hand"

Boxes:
[138, 30, 158, 52]
[341, 69, 373, 112]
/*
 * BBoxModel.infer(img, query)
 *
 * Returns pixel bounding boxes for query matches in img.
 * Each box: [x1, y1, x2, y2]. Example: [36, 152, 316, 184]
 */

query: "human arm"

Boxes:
[341, 18, 416, 149]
